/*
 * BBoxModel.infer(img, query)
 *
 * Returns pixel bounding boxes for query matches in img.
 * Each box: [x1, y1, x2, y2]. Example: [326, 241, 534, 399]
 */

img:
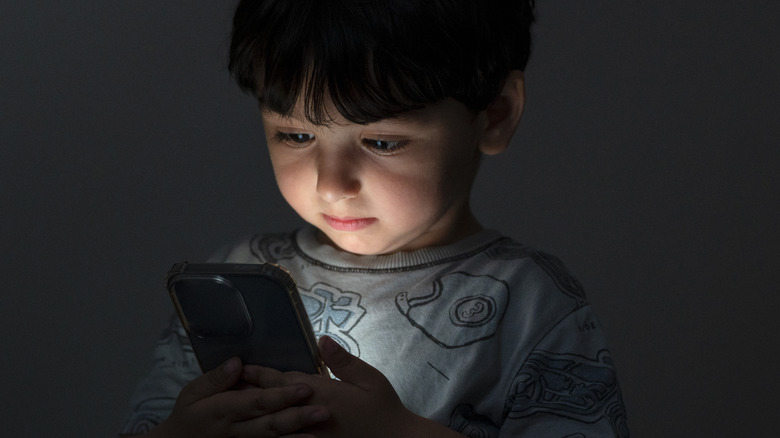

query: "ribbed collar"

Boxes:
[292, 225, 506, 272]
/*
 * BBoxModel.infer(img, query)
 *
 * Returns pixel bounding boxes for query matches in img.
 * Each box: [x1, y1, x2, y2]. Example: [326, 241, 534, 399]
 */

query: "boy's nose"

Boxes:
[316, 152, 360, 203]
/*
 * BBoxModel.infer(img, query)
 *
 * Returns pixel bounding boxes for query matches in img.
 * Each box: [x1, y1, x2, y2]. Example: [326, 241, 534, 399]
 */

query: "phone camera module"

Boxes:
[171, 276, 252, 338]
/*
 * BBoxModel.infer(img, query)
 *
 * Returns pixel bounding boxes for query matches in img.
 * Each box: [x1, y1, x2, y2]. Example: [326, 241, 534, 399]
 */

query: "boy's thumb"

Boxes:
[318, 336, 379, 387]
[181, 357, 242, 404]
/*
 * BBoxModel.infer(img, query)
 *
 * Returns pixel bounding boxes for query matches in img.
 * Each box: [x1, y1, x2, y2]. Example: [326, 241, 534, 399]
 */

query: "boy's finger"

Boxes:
[318, 335, 379, 387]
[236, 404, 330, 437]
[205, 383, 314, 422]
[179, 357, 242, 405]
[242, 364, 305, 388]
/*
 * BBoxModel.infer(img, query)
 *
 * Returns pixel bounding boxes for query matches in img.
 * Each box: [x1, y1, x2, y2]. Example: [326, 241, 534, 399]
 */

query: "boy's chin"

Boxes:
[314, 228, 401, 256]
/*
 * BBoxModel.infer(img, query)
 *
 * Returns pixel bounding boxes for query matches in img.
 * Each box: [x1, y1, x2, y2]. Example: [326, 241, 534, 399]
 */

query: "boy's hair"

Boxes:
[229, 0, 535, 125]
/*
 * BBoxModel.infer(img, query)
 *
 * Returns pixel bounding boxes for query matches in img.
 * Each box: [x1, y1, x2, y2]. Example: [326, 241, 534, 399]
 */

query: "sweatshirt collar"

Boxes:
[293, 224, 505, 272]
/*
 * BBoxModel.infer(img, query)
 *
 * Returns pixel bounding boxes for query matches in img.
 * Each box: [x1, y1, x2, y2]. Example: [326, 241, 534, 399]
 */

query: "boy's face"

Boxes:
[261, 98, 490, 255]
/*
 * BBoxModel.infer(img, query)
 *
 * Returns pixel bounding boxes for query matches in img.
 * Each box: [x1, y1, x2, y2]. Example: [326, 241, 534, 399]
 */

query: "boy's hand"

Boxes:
[155, 357, 330, 438]
[243, 337, 466, 438]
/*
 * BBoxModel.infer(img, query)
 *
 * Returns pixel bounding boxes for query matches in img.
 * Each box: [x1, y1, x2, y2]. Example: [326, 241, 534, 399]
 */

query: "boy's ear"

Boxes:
[478, 70, 526, 155]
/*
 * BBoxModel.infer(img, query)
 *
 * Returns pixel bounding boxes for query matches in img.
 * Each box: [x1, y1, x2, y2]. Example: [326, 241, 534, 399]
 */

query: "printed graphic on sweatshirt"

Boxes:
[300, 282, 366, 356]
[251, 233, 297, 263]
[505, 349, 628, 437]
[120, 398, 173, 435]
[530, 252, 588, 306]
[153, 318, 199, 370]
[484, 240, 532, 260]
[396, 272, 509, 348]
[448, 404, 497, 438]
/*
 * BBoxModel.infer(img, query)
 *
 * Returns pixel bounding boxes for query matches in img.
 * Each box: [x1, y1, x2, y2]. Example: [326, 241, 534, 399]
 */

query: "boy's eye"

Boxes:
[273, 132, 314, 145]
[362, 138, 406, 154]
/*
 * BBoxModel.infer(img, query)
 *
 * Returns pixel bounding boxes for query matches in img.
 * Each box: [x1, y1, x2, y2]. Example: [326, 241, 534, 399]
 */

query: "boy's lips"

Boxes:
[322, 214, 377, 231]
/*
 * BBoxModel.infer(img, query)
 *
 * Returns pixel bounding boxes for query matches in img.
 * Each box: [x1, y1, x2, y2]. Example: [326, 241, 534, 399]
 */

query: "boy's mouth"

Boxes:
[322, 214, 377, 232]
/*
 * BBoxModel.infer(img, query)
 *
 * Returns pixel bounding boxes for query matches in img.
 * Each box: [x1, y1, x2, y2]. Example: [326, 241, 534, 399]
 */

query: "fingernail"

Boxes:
[224, 357, 239, 374]
[320, 336, 339, 353]
[295, 385, 311, 398]
[311, 407, 330, 422]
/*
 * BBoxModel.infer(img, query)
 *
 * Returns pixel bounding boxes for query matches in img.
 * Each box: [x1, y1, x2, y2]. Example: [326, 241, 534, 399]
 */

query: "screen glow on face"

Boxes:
[262, 98, 486, 255]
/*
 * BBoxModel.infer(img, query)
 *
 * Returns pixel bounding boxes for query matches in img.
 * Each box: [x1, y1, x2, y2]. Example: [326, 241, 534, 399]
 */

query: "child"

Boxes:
[120, 0, 628, 437]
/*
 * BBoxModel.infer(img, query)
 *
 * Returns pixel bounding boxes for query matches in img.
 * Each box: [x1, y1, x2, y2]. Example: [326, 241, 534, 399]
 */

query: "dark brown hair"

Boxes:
[229, 0, 535, 124]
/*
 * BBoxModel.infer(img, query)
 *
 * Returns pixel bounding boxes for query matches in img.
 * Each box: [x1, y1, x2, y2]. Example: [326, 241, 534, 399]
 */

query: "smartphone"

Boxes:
[166, 262, 325, 375]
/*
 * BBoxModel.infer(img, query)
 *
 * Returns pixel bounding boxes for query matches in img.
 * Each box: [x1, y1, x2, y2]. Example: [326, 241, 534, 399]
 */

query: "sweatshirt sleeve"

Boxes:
[118, 316, 201, 435]
[499, 304, 630, 437]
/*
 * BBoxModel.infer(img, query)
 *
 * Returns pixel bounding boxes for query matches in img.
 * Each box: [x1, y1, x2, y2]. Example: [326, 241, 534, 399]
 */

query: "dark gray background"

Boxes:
[2, 1, 778, 436]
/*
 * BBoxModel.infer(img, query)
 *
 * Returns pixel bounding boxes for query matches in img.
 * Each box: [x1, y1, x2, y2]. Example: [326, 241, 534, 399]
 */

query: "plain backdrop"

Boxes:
[2, 1, 778, 436]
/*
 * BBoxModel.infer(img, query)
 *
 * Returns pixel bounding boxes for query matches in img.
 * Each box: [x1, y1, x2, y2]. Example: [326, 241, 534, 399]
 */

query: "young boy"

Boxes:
[120, 0, 628, 437]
